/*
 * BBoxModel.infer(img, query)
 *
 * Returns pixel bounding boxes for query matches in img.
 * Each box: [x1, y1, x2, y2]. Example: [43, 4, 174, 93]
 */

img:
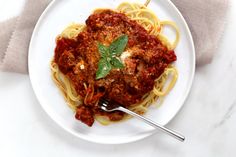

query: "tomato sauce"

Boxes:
[54, 10, 176, 126]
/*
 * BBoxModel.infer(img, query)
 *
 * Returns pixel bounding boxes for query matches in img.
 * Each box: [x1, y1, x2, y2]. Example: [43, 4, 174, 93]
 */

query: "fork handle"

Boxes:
[118, 106, 185, 142]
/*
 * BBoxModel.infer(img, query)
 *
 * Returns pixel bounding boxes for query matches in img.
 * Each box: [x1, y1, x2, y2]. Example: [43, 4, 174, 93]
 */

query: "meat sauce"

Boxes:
[54, 10, 176, 126]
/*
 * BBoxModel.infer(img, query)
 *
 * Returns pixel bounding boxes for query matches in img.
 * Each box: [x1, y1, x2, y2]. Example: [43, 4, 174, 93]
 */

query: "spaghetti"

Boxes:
[51, 0, 179, 126]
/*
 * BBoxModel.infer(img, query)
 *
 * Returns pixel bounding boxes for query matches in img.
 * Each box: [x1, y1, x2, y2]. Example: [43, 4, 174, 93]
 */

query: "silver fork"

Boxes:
[99, 99, 185, 142]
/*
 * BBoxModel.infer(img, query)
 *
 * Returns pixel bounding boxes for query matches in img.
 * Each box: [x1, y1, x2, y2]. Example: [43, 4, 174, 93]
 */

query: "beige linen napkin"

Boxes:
[0, 0, 229, 74]
[0, 0, 51, 73]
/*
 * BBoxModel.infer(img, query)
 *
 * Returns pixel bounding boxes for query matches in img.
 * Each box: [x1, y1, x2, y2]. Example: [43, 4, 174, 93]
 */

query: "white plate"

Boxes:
[29, 0, 195, 144]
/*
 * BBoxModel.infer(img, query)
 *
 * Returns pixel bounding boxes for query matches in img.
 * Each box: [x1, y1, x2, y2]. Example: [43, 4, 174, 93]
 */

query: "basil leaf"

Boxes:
[96, 35, 128, 79]
[96, 58, 112, 80]
[110, 57, 124, 69]
[98, 43, 109, 58]
[109, 35, 128, 56]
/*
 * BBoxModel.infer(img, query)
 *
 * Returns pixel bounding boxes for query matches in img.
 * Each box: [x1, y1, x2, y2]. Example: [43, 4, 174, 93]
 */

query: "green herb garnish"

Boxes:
[96, 35, 128, 80]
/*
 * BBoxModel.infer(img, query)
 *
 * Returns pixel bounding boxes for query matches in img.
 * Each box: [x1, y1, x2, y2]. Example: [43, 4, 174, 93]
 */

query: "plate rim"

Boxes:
[28, 0, 195, 144]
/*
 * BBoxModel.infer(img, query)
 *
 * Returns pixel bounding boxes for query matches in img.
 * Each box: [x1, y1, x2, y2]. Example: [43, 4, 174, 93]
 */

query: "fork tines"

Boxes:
[98, 98, 109, 107]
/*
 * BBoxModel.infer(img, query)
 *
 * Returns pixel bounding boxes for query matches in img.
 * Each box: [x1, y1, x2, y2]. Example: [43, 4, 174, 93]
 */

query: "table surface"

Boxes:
[1, 0, 236, 157]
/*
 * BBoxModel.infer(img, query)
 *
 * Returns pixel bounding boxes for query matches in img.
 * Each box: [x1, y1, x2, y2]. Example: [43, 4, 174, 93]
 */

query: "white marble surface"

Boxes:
[1, 0, 236, 156]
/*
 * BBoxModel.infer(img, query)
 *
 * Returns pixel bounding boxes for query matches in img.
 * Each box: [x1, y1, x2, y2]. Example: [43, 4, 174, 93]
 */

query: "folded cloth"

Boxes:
[0, 0, 229, 74]
[172, 0, 229, 65]
[0, 0, 51, 74]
